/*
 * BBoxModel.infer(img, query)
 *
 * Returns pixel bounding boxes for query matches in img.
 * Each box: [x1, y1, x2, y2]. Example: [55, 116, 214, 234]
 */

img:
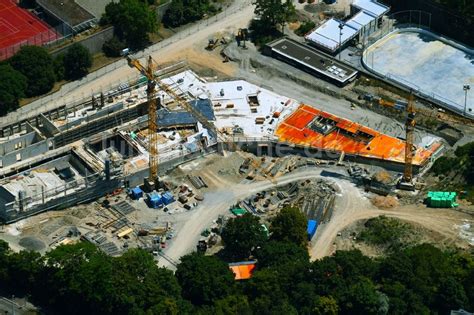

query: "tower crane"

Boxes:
[126, 55, 226, 185]
[127, 56, 159, 184]
[400, 91, 417, 190]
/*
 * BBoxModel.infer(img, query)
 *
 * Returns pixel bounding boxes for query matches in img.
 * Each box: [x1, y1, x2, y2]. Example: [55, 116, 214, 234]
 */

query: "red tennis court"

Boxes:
[0, 0, 58, 59]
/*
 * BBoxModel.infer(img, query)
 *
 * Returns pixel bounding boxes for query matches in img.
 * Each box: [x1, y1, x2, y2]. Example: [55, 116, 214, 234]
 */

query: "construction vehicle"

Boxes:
[399, 92, 417, 191]
[206, 37, 227, 51]
[236, 28, 249, 49]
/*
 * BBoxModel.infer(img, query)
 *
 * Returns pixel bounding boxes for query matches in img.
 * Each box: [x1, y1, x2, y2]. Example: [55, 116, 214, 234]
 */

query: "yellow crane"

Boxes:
[400, 92, 416, 190]
[127, 56, 159, 183]
[127, 55, 225, 184]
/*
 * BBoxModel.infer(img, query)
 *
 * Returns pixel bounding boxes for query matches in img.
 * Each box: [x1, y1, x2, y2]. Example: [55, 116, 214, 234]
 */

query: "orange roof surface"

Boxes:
[275, 104, 441, 166]
[229, 263, 256, 280]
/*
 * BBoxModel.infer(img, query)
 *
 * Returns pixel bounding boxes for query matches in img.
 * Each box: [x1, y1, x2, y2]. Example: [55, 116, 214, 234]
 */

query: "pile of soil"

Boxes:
[372, 196, 399, 209]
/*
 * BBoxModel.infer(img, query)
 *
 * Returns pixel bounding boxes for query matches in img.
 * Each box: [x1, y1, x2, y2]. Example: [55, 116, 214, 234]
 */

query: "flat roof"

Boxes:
[207, 79, 299, 138]
[346, 10, 376, 30]
[75, 0, 114, 18]
[268, 38, 358, 83]
[36, 0, 95, 27]
[305, 18, 359, 51]
[352, 0, 390, 18]
[275, 104, 442, 166]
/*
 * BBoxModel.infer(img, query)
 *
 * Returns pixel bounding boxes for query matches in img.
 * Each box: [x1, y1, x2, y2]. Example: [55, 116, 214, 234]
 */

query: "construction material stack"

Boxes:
[426, 191, 458, 208]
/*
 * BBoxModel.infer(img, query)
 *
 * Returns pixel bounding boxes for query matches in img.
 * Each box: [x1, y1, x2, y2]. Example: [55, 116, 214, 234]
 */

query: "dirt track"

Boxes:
[159, 164, 473, 268]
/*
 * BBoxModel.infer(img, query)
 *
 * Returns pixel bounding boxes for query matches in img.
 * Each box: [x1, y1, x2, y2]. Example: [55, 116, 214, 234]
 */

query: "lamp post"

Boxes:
[463, 84, 470, 116]
[338, 22, 344, 61]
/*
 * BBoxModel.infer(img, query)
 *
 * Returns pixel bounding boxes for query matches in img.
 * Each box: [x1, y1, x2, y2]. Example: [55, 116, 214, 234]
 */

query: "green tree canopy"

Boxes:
[0, 64, 27, 115]
[175, 252, 235, 306]
[9, 45, 55, 97]
[213, 294, 252, 315]
[270, 206, 307, 248]
[221, 213, 267, 260]
[162, 0, 218, 28]
[255, 240, 309, 268]
[253, 0, 295, 31]
[313, 295, 339, 315]
[102, 36, 127, 57]
[102, 0, 157, 49]
[63, 43, 92, 80]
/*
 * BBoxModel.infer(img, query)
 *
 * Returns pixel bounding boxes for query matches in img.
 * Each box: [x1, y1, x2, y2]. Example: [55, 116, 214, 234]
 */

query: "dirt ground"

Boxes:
[159, 46, 237, 78]
[334, 216, 470, 257]
[1, 152, 472, 266]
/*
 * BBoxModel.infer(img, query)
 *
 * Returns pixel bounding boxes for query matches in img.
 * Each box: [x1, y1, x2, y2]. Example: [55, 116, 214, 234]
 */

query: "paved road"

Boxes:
[0, 0, 255, 127]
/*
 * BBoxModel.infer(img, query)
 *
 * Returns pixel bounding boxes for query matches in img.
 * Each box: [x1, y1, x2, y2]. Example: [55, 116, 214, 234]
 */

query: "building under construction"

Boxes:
[0, 63, 443, 223]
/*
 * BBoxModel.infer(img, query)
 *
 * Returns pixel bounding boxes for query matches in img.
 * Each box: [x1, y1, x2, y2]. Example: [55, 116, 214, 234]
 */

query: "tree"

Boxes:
[213, 295, 252, 315]
[175, 253, 235, 306]
[102, 0, 157, 49]
[270, 206, 307, 248]
[0, 64, 27, 115]
[102, 36, 127, 57]
[53, 53, 65, 81]
[253, 0, 295, 32]
[63, 44, 92, 80]
[340, 278, 386, 314]
[436, 276, 468, 313]
[221, 213, 267, 260]
[295, 20, 316, 37]
[162, 0, 218, 28]
[9, 45, 56, 97]
[255, 240, 309, 268]
[313, 296, 339, 315]
[246, 269, 297, 315]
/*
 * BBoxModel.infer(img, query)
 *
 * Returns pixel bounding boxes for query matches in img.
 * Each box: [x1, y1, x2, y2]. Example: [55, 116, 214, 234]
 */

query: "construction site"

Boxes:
[0, 0, 473, 269]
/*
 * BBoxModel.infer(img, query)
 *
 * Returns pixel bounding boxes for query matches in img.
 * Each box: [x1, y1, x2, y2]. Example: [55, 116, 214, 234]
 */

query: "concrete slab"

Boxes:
[364, 29, 474, 117]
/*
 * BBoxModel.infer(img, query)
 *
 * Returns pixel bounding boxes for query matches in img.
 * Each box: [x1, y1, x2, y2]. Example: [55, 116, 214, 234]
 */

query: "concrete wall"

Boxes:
[38, 114, 60, 138]
[54, 102, 148, 147]
[125, 144, 219, 187]
[235, 138, 420, 173]
[0, 140, 50, 168]
[0, 132, 37, 156]
[51, 27, 114, 57]
[3, 177, 121, 223]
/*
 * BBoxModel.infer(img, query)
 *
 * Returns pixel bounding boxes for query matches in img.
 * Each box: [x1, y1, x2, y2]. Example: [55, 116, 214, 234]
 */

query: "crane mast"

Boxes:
[127, 56, 159, 183]
[401, 92, 416, 189]
[127, 55, 227, 186]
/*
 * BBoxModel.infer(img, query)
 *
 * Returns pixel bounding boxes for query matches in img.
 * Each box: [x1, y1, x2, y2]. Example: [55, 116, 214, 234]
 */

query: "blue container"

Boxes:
[307, 220, 318, 241]
[130, 187, 143, 200]
[147, 192, 163, 208]
[162, 192, 175, 205]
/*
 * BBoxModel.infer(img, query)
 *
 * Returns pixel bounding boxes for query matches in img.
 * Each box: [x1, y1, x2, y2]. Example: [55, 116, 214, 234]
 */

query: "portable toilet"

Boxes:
[147, 192, 163, 208]
[130, 187, 144, 200]
[162, 192, 175, 205]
